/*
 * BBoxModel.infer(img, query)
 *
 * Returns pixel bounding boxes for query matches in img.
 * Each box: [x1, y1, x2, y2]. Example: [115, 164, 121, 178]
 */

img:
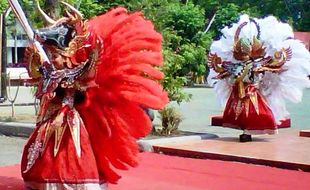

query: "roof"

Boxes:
[294, 32, 310, 50]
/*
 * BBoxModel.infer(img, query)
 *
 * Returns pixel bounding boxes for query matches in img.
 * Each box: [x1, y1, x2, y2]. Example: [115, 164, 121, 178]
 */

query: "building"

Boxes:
[294, 32, 310, 51]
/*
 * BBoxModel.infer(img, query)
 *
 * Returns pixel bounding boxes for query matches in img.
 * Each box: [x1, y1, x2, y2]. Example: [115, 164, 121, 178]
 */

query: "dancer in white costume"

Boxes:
[208, 15, 310, 142]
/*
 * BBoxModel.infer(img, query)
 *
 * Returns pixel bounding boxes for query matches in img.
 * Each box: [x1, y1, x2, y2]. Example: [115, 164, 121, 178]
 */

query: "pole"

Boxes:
[0, 13, 3, 102]
[0, 8, 12, 103]
[204, 13, 216, 34]
[0, 8, 10, 103]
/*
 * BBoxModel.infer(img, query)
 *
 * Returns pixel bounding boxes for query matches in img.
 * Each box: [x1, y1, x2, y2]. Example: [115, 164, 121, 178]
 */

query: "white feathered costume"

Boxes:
[208, 14, 310, 134]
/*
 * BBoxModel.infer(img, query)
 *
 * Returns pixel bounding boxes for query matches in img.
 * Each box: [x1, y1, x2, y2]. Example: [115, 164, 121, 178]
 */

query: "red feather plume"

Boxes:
[76, 7, 168, 183]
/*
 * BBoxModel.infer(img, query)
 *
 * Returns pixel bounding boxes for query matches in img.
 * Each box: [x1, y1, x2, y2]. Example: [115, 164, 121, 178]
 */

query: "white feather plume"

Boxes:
[208, 14, 310, 122]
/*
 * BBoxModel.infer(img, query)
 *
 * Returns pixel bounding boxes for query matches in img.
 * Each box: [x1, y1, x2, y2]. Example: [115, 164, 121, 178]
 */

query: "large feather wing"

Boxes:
[76, 7, 168, 183]
[257, 17, 310, 122]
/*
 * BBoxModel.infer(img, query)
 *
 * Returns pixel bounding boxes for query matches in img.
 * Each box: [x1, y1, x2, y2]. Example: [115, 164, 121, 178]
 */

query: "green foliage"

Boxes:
[157, 106, 182, 136]
[178, 43, 206, 77]
[162, 49, 191, 104]
[192, 31, 214, 48]
[163, 2, 205, 44]
[162, 28, 183, 50]
[196, 0, 310, 32]
[211, 3, 240, 36]
[78, 0, 105, 19]
[155, 2, 209, 101]
[0, 0, 8, 13]
[22, 0, 45, 28]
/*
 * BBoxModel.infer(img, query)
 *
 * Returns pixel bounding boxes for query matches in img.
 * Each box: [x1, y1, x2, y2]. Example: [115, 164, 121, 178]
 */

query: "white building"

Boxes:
[6, 38, 29, 79]
[7, 39, 29, 66]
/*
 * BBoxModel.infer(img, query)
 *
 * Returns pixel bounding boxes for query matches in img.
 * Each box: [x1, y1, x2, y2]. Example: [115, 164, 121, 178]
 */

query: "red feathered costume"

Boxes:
[21, 5, 168, 190]
[222, 84, 277, 134]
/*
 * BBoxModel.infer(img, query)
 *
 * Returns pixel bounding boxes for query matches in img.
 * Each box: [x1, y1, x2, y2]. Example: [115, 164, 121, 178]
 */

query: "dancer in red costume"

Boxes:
[208, 15, 310, 142]
[13, 2, 168, 189]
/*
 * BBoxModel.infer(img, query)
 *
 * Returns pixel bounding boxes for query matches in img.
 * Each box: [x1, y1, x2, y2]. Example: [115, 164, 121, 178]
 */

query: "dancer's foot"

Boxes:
[239, 134, 252, 142]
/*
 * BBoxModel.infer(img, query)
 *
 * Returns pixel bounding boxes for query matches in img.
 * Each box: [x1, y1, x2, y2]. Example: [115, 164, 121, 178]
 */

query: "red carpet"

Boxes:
[1, 152, 310, 190]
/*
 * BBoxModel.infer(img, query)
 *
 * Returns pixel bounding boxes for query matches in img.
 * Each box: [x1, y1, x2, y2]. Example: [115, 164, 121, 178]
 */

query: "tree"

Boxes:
[193, 0, 310, 32]
[211, 3, 240, 39]
[164, 2, 205, 44]
[78, 0, 105, 19]
[161, 49, 191, 103]
[44, 0, 59, 19]
[0, 0, 7, 13]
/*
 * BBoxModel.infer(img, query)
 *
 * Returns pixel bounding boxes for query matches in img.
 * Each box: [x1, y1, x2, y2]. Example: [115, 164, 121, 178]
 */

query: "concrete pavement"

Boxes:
[0, 86, 36, 123]
[0, 135, 25, 166]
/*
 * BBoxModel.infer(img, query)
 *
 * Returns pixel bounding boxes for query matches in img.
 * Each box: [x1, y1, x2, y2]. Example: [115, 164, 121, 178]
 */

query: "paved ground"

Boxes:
[0, 87, 36, 123]
[0, 135, 26, 166]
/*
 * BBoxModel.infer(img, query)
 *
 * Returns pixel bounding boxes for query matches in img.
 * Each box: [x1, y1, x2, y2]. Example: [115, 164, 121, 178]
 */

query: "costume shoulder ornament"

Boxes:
[208, 14, 310, 122]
